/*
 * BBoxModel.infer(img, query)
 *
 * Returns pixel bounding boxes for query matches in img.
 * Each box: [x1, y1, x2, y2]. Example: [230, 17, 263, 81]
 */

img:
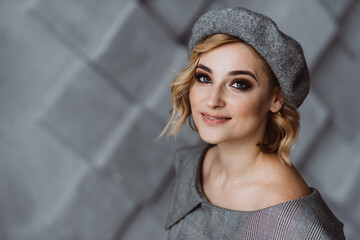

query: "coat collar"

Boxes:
[165, 143, 213, 229]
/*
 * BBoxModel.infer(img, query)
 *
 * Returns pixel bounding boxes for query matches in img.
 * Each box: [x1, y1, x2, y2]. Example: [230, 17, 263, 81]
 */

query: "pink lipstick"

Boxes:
[201, 112, 231, 126]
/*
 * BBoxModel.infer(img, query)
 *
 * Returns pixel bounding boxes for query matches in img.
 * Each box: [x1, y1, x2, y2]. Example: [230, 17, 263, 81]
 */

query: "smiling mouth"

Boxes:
[201, 113, 231, 120]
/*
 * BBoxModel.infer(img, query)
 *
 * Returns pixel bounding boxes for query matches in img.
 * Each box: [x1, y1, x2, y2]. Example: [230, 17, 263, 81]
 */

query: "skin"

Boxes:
[189, 42, 311, 211]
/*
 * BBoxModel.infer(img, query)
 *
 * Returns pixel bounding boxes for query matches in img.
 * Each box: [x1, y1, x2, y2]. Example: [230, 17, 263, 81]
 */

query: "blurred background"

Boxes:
[0, 0, 359, 239]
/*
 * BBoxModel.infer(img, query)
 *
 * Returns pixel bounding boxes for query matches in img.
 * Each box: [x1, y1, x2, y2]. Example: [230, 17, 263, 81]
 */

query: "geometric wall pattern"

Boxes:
[0, 0, 359, 239]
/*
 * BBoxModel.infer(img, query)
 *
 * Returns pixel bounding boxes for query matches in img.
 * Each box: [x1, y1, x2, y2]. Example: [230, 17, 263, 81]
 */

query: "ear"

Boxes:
[270, 87, 284, 113]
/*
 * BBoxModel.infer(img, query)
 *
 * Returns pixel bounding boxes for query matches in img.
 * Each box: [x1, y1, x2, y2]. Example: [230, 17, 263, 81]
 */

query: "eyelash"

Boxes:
[195, 73, 252, 91]
[195, 74, 211, 84]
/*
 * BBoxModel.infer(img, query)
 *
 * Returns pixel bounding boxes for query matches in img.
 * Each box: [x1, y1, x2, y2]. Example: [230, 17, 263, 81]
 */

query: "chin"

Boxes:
[198, 130, 225, 145]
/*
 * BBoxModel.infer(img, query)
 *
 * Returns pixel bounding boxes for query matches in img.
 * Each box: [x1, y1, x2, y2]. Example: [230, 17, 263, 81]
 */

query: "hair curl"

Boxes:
[159, 34, 300, 166]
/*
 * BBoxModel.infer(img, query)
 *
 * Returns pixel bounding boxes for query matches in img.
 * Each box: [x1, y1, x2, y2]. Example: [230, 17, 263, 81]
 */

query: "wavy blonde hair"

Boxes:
[159, 34, 300, 166]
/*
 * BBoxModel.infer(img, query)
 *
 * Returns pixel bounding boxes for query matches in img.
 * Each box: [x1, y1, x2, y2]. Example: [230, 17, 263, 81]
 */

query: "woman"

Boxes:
[160, 7, 345, 239]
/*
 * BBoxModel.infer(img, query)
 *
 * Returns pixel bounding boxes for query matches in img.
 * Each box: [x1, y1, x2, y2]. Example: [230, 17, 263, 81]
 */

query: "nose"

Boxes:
[206, 85, 225, 108]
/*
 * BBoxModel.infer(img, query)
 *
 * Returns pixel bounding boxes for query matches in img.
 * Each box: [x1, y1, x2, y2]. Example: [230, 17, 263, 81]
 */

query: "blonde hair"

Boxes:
[159, 34, 300, 166]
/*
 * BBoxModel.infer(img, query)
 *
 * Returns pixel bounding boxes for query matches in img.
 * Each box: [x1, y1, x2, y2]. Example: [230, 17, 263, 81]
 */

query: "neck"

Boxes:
[210, 139, 268, 183]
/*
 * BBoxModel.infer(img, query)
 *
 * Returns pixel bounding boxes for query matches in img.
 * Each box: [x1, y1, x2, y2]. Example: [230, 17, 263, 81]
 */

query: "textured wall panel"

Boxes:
[302, 130, 360, 240]
[146, 176, 175, 225]
[319, 0, 353, 17]
[142, 48, 187, 120]
[49, 170, 135, 240]
[40, 62, 130, 162]
[1, 1, 360, 239]
[291, 91, 330, 166]
[121, 209, 168, 240]
[96, 4, 179, 102]
[8, 225, 60, 240]
[29, 0, 133, 56]
[304, 129, 360, 204]
[353, 192, 360, 229]
[0, 13, 89, 240]
[344, 222, 360, 240]
[0, 123, 90, 235]
[103, 110, 182, 203]
[312, 44, 360, 139]
[0, 14, 75, 127]
[145, 0, 208, 37]
[0, 0, 34, 38]
[340, 0, 360, 57]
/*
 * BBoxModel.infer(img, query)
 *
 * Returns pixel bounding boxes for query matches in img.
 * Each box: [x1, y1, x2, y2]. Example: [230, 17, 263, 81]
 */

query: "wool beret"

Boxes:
[188, 7, 310, 108]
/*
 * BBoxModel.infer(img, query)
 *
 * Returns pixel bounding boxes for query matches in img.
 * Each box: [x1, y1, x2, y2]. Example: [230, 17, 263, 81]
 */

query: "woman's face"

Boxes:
[189, 42, 278, 145]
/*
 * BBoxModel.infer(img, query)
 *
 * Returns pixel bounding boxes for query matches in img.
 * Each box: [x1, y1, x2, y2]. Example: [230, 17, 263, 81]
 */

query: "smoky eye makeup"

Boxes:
[195, 72, 211, 84]
[230, 79, 252, 90]
[194, 69, 253, 91]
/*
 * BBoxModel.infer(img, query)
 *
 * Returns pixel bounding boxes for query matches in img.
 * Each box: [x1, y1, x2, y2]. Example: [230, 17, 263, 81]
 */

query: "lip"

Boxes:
[201, 112, 231, 126]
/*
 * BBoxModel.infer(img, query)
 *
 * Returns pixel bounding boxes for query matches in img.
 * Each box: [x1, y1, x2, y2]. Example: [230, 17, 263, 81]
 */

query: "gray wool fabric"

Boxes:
[165, 144, 345, 239]
[188, 7, 310, 108]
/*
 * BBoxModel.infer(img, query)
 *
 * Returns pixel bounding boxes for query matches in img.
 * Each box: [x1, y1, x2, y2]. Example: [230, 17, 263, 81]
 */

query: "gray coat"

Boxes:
[165, 144, 345, 240]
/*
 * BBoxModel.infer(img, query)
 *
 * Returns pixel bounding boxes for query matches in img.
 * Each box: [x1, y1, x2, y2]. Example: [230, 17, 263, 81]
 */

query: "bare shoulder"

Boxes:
[202, 149, 312, 211]
[258, 155, 312, 207]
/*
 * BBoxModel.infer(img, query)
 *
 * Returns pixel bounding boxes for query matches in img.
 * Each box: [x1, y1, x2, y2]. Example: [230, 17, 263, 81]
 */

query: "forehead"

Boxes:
[198, 42, 265, 73]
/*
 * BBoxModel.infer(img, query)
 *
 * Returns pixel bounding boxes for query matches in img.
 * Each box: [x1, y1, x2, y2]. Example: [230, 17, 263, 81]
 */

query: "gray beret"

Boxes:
[188, 7, 310, 108]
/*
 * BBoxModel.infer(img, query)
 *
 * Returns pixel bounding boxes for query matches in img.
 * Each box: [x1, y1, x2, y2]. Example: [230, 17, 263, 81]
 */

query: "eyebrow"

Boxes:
[196, 64, 258, 82]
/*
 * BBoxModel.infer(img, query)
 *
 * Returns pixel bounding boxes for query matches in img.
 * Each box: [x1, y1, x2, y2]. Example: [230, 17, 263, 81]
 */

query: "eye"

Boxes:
[195, 74, 211, 84]
[230, 80, 252, 90]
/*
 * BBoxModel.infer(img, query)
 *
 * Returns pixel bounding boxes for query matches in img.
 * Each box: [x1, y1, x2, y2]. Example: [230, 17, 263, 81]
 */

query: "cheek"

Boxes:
[189, 85, 202, 110]
[188, 86, 196, 109]
[227, 93, 268, 117]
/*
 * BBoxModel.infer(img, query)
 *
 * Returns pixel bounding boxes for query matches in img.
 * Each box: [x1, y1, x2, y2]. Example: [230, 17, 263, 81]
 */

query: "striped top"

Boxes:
[165, 144, 345, 240]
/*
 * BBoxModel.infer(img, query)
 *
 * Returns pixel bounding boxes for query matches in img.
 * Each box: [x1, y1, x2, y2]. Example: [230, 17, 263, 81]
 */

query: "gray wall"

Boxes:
[0, 0, 359, 239]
